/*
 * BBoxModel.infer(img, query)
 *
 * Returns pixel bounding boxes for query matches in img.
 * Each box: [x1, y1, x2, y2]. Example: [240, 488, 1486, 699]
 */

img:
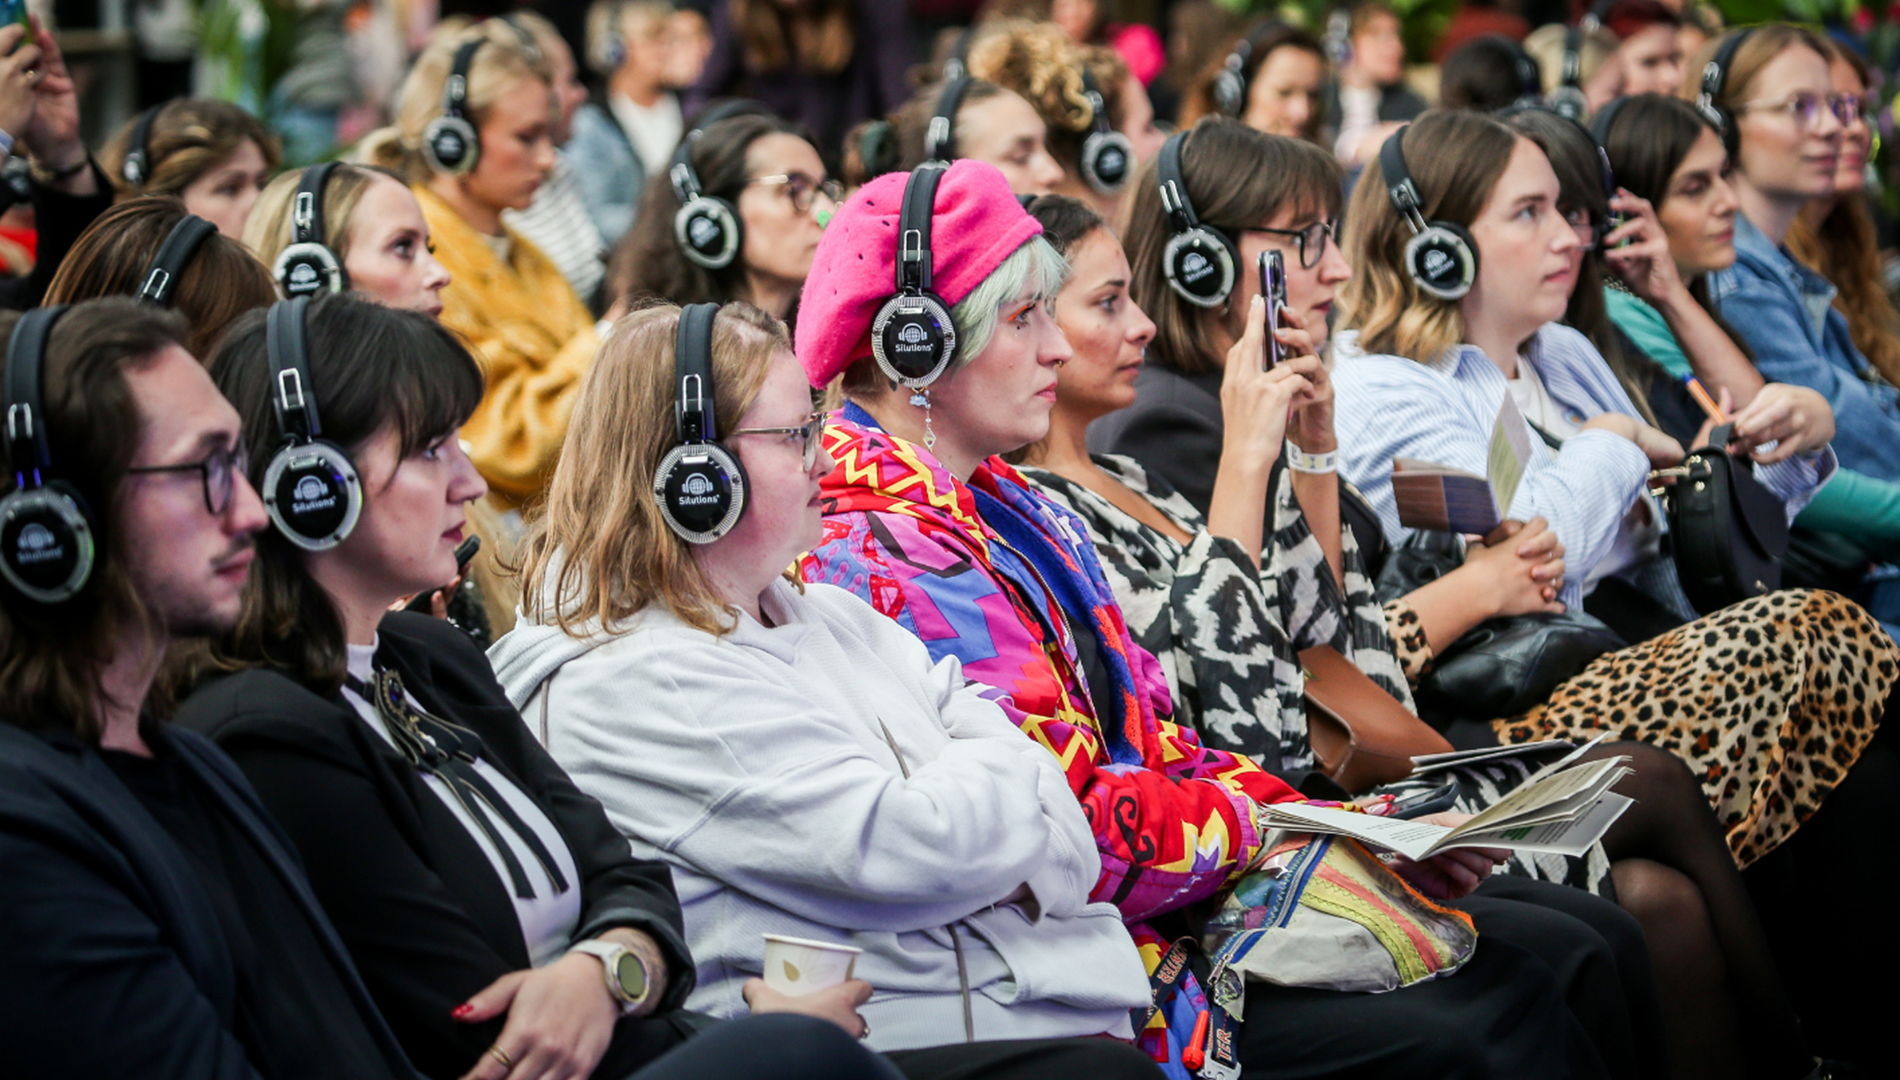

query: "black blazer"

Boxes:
[176, 612, 696, 1080]
[0, 720, 414, 1080]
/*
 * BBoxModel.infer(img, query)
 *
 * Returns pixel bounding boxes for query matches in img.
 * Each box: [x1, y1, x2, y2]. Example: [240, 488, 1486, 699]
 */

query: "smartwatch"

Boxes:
[569, 940, 652, 1014]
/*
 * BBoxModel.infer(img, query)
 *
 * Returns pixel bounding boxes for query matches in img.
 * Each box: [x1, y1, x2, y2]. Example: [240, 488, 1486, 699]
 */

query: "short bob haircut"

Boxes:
[45, 196, 278, 360]
[244, 163, 409, 273]
[98, 98, 282, 200]
[1339, 109, 1519, 366]
[839, 234, 1070, 396]
[183, 294, 485, 695]
[1123, 117, 1343, 375]
[517, 301, 788, 637]
[0, 299, 191, 741]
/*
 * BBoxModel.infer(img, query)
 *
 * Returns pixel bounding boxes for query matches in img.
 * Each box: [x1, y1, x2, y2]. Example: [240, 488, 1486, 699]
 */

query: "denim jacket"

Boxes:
[564, 101, 648, 249]
[1710, 214, 1900, 482]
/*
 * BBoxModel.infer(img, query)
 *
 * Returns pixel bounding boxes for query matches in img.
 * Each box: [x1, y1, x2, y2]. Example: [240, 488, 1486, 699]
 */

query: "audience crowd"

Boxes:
[1, 1, 1897, 1079]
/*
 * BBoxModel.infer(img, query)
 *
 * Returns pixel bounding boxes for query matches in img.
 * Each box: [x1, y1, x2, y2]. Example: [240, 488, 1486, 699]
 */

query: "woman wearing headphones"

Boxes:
[1693, 27, 1900, 494]
[45, 196, 276, 359]
[1597, 93, 1900, 621]
[100, 99, 281, 239]
[607, 107, 837, 323]
[245, 163, 453, 317]
[1178, 21, 1328, 141]
[842, 76, 1065, 197]
[171, 294, 902, 1080]
[796, 158, 1655, 1079]
[361, 26, 595, 518]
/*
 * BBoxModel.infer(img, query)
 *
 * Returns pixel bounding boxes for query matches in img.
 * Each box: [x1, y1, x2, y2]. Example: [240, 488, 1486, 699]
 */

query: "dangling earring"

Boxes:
[910, 388, 936, 450]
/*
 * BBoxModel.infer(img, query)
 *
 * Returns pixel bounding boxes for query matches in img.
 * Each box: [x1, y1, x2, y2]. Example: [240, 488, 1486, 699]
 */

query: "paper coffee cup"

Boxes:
[761, 933, 862, 997]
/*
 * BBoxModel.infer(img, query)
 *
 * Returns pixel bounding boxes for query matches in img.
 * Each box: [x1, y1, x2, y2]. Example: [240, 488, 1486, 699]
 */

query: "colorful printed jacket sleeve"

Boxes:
[803, 508, 1304, 924]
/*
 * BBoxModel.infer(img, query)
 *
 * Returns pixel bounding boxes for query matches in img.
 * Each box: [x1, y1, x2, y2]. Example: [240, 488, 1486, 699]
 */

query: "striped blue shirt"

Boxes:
[1332, 322, 1834, 618]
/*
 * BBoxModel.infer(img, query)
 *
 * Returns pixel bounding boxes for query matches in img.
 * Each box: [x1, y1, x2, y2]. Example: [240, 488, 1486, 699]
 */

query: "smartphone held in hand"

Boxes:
[1258, 249, 1286, 370]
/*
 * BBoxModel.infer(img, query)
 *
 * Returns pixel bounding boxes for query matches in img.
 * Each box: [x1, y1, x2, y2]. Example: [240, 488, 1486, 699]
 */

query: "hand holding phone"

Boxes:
[1258, 249, 1286, 370]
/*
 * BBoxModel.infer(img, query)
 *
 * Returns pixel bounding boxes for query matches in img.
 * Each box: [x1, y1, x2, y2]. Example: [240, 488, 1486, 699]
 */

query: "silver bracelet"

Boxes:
[1286, 445, 1338, 474]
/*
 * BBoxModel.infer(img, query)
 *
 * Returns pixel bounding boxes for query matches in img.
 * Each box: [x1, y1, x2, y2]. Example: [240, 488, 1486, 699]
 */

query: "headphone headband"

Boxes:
[122, 104, 164, 188]
[293, 162, 340, 247]
[897, 163, 945, 295]
[267, 297, 323, 443]
[1379, 126, 1428, 230]
[443, 39, 483, 121]
[138, 214, 218, 306]
[943, 25, 975, 82]
[927, 75, 974, 162]
[670, 99, 772, 200]
[1157, 129, 1198, 230]
[5, 306, 66, 478]
[1080, 66, 1112, 137]
[1699, 27, 1755, 127]
[674, 303, 718, 444]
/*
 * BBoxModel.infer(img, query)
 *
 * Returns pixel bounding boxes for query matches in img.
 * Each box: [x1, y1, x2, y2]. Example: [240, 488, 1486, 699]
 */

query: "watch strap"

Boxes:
[568, 940, 650, 1014]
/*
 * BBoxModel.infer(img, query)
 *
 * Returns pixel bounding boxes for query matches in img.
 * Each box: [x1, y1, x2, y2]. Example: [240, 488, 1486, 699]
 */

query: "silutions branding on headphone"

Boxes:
[678, 471, 721, 505]
[0, 501, 85, 592]
[1095, 146, 1128, 185]
[1179, 250, 1215, 285]
[13, 521, 61, 565]
[272, 457, 352, 536]
[1421, 247, 1456, 283]
[284, 261, 323, 296]
[687, 215, 724, 253]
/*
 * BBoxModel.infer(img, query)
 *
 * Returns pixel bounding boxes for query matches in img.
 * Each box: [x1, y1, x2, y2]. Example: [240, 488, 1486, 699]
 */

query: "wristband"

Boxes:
[30, 153, 91, 184]
[1286, 445, 1338, 474]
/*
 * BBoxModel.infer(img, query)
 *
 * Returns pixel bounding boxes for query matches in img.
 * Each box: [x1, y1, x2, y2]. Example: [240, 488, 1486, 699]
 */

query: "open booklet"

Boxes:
[1391, 391, 1535, 535]
[1259, 739, 1630, 860]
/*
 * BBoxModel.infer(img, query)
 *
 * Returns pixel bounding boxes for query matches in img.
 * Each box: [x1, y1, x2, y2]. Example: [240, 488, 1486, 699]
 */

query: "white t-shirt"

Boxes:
[343, 640, 582, 966]
[1509, 359, 1662, 588]
[610, 91, 684, 177]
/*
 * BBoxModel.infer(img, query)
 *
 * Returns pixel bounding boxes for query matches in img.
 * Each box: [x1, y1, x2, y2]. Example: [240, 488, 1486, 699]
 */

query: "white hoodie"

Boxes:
[487, 578, 1150, 1052]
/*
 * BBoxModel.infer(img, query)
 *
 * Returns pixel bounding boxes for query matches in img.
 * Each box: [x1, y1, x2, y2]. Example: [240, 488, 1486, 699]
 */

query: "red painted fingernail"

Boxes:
[452, 1004, 474, 1019]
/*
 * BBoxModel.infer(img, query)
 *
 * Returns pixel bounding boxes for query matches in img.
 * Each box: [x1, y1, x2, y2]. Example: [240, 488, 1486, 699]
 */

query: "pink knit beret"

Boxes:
[795, 159, 1044, 388]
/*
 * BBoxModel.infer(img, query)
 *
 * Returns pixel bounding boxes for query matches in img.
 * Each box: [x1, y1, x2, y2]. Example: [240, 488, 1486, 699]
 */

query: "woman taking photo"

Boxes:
[101, 98, 281, 239]
[489, 300, 1163, 1079]
[45, 196, 276, 359]
[245, 163, 453, 317]
[844, 76, 1065, 197]
[608, 106, 838, 323]
[172, 294, 902, 1080]
[1695, 26, 1900, 489]
[1597, 93, 1900, 610]
[797, 158, 1655, 1079]
[363, 26, 595, 516]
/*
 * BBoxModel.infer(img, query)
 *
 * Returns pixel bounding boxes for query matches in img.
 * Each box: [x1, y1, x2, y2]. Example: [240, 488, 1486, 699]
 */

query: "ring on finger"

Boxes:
[860, 1017, 871, 1041]
[487, 1044, 515, 1069]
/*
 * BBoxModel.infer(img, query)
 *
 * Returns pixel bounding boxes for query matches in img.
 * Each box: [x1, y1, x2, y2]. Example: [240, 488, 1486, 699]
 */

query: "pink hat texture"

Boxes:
[795, 159, 1044, 388]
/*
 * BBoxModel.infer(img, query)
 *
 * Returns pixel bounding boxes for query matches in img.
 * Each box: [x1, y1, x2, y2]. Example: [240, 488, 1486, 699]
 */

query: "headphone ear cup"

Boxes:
[262, 439, 363, 551]
[871, 290, 958, 387]
[1081, 129, 1134, 194]
[0, 481, 96, 604]
[272, 243, 349, 299]
[653, 439, 748, 543]
[1546, 85, 1589, 123]
[421, 116, 481, 175]
[1162, 225, 1240, 307]
[1404, 221, 1479, 301]
[674, 195, 743, 270]
[1212, 65, 1245, 117]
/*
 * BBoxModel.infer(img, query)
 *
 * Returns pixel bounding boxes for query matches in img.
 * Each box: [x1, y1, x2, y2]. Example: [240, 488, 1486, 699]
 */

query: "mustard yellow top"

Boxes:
[417, 185, 598, 509]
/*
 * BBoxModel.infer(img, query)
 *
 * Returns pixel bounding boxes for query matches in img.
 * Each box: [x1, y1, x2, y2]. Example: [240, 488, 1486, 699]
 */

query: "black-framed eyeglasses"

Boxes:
[1248, 219, 1339, 269]
[730, 412, 825, 471]
[747, 173, 845, 215]
[126, 443, 250, 515]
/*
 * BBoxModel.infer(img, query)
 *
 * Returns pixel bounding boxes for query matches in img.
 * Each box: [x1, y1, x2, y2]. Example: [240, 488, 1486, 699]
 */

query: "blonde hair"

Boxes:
[587, 0, 675, 75]
[967, 21, 1130, 175]
[1523, 21, 1616, 95]
[243, 163, 402, 272]
[99, 99, 281, 200]
[359, 24, 553, 182]
[517, 302, 788, 638]
[1338, 110, 1518, 364]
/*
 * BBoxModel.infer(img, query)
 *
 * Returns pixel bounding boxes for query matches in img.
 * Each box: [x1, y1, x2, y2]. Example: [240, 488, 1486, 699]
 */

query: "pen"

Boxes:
[1684, 376, 1728, 424]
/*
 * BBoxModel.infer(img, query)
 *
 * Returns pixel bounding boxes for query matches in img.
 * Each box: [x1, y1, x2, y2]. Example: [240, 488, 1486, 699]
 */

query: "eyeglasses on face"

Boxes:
[1248, 218, 1339, 269]
[1737, 91, 1864, 130]
[126, 443, 251, 516]
[729, 412, 826, 471]
[747, 173, 845, 215]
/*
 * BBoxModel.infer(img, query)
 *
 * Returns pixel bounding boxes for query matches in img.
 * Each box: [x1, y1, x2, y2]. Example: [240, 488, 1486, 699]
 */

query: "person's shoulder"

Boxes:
[380, 610, 489, 670]
[173, 666, 346, 747]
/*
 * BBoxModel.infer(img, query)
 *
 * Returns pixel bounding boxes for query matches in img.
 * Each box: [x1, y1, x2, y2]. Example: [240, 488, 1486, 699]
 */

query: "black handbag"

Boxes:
[1659, 423, 1789, 614]
[1375, 531, 1627, 723]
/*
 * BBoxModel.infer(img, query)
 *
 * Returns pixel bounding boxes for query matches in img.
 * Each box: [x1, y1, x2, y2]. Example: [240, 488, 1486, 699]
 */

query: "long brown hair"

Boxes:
[517, 302, 785, 638]
[0, 300, 189, 740]
[98, 99, 281, 200]
[45, 197, 277, 361]
[731, 0, 854, 75]
[1124, 117, 1342, 375]
[176, 296, 485, 697]
[1339, 110, 1518, 364]
[1785, 45, 1900, 388]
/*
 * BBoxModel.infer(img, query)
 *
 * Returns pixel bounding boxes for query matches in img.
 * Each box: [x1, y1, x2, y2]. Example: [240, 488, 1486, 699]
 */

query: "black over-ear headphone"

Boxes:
[1589, 92, 1633, 148]
[122, 104, 164, 188]
[1550, 0, 1613, 122]
[670, 99, 770, 271]
[0, 306, 95, 604]
[654, 302, 747, 544]
[1078, 66, 1134, 194]
[273, 163, 349, 298]
[1158, 128, 1239, 307]
[1697, 27, 1756, 156]
[1212, 22, 1278, 118]
[1380, 125, 1479, 300]
[925, 74, 975, 163]
[260, 297, 362, 551]
[871, 163, 958, 388]
[137, 214, 218, 307]
[942, 24, 975, 82]
[423, 39, 485, 175]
